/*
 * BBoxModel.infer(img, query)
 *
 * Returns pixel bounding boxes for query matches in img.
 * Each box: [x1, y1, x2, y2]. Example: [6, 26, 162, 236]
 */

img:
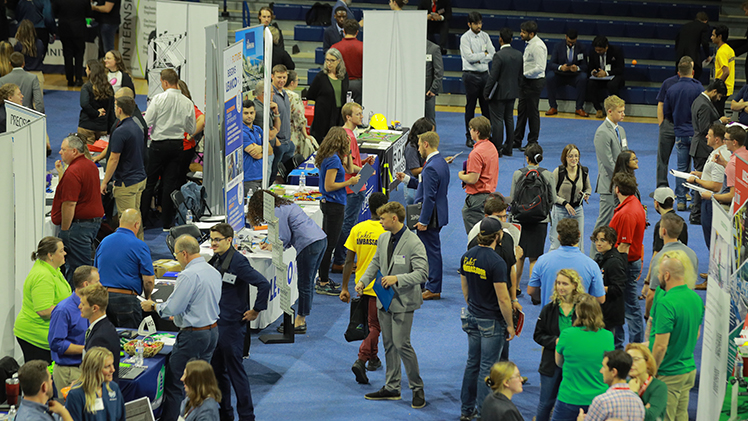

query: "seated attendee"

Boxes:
[331, 19, 363, 103]
[0, 52, 43, 112]
[65, 347, 125, 421]
[242, 99, 270, 193]
[15, 360, 73, 421]
[579, 350, 645, 420]
[180, 360, 221, 421]
[480, 361, 525, 421]
[79, 284, 120, 382]
[269, 26, 294, 70]
[625, 343, 668, 421]
[323, 7, 347, 51]
[545, 29, 588, 117]
[587, 36, 625, 118]
[48, 266, 100, 396]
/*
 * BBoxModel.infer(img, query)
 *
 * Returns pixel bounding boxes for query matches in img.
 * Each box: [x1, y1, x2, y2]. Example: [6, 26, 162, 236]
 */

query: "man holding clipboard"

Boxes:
[354, 202, 429, 409]
[395, 131, 450, 300]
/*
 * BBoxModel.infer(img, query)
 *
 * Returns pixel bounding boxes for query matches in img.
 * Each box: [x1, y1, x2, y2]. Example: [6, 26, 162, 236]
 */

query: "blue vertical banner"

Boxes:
[235, 25, 265, 94]
[224, 41, 244, 234]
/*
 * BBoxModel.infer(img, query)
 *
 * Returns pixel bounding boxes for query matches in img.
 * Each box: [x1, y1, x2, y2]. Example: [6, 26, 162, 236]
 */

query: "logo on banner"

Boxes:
[287, 261, 296, 286]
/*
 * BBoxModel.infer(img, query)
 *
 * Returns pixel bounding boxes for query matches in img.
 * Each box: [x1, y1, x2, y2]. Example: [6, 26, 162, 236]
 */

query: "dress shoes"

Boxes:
[502, 148, 513, 157]
[695, 281, 707, 290]
[595, 110, 604, 118]
[700, 273, 708, 279]
[411, 389, 426, 409]
[422, 290, 441, 300]
[545, 107, 558, 116]
[352, 359, 369, 384]
[367, 358, 382, 371]
[365, 387, 401, 400]
[575, 109, 589, 117]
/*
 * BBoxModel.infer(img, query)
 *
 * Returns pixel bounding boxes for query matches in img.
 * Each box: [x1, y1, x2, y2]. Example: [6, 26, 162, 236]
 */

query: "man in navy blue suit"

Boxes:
[396, 131, 450, 300]
[545, 29, 589, 117]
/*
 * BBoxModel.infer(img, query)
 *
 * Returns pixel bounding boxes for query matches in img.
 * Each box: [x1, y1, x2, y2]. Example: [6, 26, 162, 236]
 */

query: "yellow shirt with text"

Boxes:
[344, 219, 386, 297]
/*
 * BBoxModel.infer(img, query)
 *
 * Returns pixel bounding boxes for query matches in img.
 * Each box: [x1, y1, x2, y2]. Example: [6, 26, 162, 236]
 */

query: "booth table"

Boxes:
[117, 330, 174, 419]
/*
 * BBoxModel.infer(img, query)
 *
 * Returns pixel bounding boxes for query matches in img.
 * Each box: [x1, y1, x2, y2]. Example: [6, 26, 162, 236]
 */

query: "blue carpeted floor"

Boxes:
[44, 91, 705, 420]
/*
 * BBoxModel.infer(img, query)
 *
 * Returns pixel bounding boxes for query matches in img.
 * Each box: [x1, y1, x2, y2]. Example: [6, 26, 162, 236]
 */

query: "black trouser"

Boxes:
[514, 77, 545, 146]
[427, 20, 449, 52]
[61, 36, 85, 84]
[656, 119, 675, 188]
[319, 201, 345, 283]
[140, 139, 184, 229]
[587, 76, 625, 111]
[488, 98, 515, 153]
[690, 155, 708, 221]
[17, 337, 51, 364]
[35, 27, 50, 59]
[462, 71, 489, 140]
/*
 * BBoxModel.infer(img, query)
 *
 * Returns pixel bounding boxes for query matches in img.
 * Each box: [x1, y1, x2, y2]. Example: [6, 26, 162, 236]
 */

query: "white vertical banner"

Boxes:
[361, 10, 426, 129]
[0, 135, 14, 359]
[223, 41, 244, 234]
[120, 0, 157, 78]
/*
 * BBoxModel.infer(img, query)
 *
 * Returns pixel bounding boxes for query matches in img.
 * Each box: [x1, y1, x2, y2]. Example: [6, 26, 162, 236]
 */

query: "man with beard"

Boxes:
[15, 360, 74, 421]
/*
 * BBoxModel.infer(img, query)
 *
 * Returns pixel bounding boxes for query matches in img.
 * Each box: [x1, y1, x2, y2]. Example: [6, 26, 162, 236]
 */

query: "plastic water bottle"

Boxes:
[135, 340, 144, 366]
[186, 210, 193, 225]
[299, 172, 306, 189]
[246, 188, 254, 205]
[7, 405, 15, 421]
[346, 91, 353, 103]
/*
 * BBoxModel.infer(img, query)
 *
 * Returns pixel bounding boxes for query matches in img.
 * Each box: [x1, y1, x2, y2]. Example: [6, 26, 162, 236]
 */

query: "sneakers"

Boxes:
[315, 280, 341, 296]
[460, 410, 477, 421]
[412, 389, 425, 409]
[352, 359, 369, 384]
[367, 358, 382, 371]
[677, 202, 687, 212]
[365, 387, 401, 401]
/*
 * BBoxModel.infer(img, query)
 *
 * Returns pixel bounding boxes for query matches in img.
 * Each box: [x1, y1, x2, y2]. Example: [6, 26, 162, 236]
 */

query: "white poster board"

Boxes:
[361, 10, 426, 130]
[120, 0, 157, 78]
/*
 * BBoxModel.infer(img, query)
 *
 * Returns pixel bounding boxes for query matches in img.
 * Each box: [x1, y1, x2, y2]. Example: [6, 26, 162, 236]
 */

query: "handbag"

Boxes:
[344, 297, 369, 342]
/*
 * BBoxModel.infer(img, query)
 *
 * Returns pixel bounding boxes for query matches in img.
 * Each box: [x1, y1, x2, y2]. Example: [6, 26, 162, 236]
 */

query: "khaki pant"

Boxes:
[659, 369, 696, 421]
[52, 365, 81, 399]
[113, 179, 146, 239]
[77, 127, 106, 145]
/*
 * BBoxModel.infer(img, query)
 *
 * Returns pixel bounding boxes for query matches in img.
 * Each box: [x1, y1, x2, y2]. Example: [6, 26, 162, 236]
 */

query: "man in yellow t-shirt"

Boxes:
[339, 192, 388, 385]
[712, 24, 735, 114]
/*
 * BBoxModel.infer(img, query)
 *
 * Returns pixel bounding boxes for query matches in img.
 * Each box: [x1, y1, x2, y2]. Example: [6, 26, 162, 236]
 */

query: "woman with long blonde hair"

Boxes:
[532, 268, 584, 421]
[65, 347, 125, 420]
[0, 41, 13, 77]
[551, 293, 614, 421]
[180, 360, 221, 420]
[14, 20, 45, 70]
[625, 343, 668, 421]
[481, 361, 525, 420]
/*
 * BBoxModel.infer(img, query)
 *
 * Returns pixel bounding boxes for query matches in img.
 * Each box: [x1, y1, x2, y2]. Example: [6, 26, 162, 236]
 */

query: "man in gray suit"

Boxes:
[484, 27, 523, 156]
[356, 201, 428, 409]
[0, 52, 44, 113]
[593, 95, 627, 235]
[425, 40, 443, 126]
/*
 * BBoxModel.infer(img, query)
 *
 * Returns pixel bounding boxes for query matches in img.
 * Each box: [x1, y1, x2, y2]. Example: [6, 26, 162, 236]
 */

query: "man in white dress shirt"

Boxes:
[513, 20, 547, 151]
[460, 11, 494, 148]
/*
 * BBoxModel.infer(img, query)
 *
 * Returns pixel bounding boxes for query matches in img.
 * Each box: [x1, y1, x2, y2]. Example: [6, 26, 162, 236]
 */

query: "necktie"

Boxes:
[432, 0, 436, 13]
[615, 126, 621, 145]
[387, 234, 396, 266]
[340, 30, 344, 37]
[85, 328, 92, 342]
[568, 46, 573, 64]
[601, 54, 606, 70]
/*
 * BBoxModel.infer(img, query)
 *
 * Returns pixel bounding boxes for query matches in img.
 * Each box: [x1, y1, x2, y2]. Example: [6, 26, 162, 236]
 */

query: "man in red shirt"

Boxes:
[331, 19, 363, 104]
[52, 134, 105, 282]
[458, 116, 498, 233]
[608, 172, 646, 345]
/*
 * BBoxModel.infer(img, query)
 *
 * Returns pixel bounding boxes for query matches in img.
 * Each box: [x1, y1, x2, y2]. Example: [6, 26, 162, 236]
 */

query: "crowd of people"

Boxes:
[10, 1, 748, 421]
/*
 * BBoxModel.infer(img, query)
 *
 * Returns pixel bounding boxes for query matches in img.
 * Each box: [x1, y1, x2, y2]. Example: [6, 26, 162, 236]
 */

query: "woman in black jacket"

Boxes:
[77, 59, 114, 144]
[532, 268, 583, 421]
[591, 226, 627, 350]
[103, 49, 135, 94]
[306, 47, 348, 142]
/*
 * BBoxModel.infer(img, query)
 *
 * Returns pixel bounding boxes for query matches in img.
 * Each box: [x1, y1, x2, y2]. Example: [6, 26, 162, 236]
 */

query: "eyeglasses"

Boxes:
[210, 237, 227, 243]
[173, 250, 185, 258]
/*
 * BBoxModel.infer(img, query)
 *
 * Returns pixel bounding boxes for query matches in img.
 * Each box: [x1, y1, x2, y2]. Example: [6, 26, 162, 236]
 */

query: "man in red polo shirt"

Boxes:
[52, 134, 105, 282]
[458, 116, 498, 233]
[331, 19, 363, 103]
[608, 172, 646, 345]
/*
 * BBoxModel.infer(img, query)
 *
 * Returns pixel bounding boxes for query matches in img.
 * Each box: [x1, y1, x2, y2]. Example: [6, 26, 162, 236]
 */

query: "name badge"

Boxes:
[577, 53, 584, 60]
[222, 273, 237, 285]
[394, 255, 406, 265]
[605, 64, 611, 72]
[94, 398, 104, 411]
[178, 417, 186, 421]
[426, 54, 433, 62]
[622, 138, 628, 149]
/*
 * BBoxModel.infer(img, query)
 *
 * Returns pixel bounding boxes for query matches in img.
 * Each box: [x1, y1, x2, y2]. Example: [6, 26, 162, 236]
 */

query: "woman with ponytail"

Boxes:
[480, 361, 525, 420]
[65, 347, 125, 421]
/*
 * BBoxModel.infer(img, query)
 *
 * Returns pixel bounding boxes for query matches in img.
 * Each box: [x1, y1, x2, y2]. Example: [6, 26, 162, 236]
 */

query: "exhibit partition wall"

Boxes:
[361, 10, 426, 132]
[204, 21, 229, 214]
[0, 103, 46, 360]
[149, 1, 218, 111]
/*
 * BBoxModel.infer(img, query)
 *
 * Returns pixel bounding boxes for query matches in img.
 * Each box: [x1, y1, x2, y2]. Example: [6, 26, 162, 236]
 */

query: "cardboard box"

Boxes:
[153, 259, 182, 278]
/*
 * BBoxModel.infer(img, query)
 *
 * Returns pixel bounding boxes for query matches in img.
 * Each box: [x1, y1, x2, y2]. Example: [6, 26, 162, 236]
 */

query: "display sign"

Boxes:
[223, 41, 244, 234]
[235, 25, 265, 95]
[735, 154, 748, 214]
[120, 0, 157, 78]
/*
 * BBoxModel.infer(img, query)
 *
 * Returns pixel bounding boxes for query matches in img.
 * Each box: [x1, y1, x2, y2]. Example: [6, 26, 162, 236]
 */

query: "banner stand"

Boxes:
[258, 313, 294, 344]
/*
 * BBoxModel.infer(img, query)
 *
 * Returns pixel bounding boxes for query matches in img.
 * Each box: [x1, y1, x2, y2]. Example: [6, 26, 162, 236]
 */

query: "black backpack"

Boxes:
[306, 2, 332, 26]
[511, 167, 553, 223]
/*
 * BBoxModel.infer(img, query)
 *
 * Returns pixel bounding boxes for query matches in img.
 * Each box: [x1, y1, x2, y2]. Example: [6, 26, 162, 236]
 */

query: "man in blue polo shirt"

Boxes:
[100, 95, 147, 238]
[243, 99, 270, 193]
[48, 266, 100, 396]
[527, 218, 606, 307]
[94, 208, 155, 328]
[656, 56, 692, 188]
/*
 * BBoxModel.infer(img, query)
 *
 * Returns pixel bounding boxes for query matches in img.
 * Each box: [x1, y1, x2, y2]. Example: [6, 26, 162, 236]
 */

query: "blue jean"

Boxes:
[271, 140, 294, 181]
[296, 238, 327, 316]
[536, 366, 563, 421]
[549, 204, 584, 254]
[608, 325, 625, 350]
[212, 322, 254, 421]
[161, 327, 219, 421]
[623, 259, 644, 344]
[674, 136, 692, 204]
[59, 218, 102, 283]
[333, 190, 365, 265]
[460, 313, 507, 417]
[99, 23, 118, 54]
[551, 401, 589, 421]
[107, 293, 142, 329]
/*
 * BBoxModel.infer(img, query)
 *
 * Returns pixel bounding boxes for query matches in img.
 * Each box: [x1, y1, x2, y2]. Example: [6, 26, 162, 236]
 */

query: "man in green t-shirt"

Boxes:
[650, 250, 704, 421]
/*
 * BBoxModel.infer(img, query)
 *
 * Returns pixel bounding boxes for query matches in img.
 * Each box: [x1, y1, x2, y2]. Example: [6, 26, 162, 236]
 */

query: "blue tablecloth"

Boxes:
[118, 330, 174, 418]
